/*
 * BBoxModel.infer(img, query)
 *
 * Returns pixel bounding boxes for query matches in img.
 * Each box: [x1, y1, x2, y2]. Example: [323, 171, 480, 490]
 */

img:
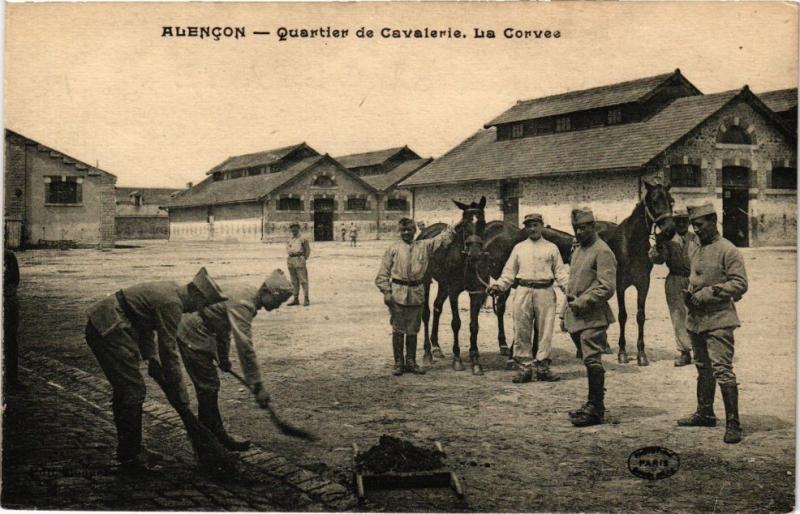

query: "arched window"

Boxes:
[718, 126, 753, 145]
[313, 175, 336, 187]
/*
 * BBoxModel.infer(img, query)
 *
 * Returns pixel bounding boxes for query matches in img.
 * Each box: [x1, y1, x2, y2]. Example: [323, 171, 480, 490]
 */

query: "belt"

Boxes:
[669, 272, 690, 277]
[115, 290, 137, 323]
[288, 252, 305, 257]
[516, 279, 554, 289]
[392, 278, 422, 287]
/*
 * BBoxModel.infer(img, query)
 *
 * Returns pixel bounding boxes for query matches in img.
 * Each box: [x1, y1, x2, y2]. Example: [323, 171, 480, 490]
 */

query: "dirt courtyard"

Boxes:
[13, 239, 796, 512]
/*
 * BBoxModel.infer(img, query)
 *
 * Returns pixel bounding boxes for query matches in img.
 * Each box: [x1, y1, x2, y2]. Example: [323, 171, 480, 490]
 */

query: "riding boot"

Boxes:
[535, 359, 560, 382]
[572, 367, 604, 427]
[116, 405, 159, 473]
[391, 333, 405, 376]
[404, 335, 426, 374]
[197, 390, 251, 451]
[720, 384, 742, 444]
[677, 371, 718, 427]
[674, 351, 692, 367]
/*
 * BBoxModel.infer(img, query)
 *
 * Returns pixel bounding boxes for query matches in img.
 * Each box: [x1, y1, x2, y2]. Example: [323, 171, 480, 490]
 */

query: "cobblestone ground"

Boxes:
[2, 353, 358, 511]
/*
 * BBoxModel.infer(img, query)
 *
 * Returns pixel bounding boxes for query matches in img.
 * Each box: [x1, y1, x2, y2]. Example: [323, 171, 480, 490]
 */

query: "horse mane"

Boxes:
[416, 222, 447, 241]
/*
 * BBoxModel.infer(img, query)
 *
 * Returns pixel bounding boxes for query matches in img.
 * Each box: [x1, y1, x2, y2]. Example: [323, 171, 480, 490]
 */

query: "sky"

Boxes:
[5, 2, 798, 188]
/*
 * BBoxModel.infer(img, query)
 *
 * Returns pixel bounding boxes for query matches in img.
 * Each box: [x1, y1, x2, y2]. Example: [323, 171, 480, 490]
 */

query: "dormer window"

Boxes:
[313, 175, 336, 188]
[511, 123, 524, 139]
[133, 195, 143, 207]
[555, 117, 571, 132]
[718, 126, 752, 145]
[607, 108, 622, 125]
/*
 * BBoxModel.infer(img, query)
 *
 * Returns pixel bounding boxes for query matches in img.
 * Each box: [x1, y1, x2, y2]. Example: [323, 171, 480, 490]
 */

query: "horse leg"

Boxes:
[422, 281, 433, 365]
[469, 293, 484, 376]
[450, 292, 465, 371]
[617, 285, 630, 364]
[636, 279, 650, 367]
[497, 291, 510, 356]
[430, 286, 448, 359]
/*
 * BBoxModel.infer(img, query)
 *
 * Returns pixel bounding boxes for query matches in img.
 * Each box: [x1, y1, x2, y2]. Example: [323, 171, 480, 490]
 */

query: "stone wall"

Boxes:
[115, 217, 170, 240]
[413, 182, 503, 225]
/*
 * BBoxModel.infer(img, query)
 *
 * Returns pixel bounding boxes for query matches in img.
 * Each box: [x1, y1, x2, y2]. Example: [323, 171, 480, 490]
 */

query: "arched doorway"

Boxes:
[721, 166, 750, 247]
[313, 198, 334, 241]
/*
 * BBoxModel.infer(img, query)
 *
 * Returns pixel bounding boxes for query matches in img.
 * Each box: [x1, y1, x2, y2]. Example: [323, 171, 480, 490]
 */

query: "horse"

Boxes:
[417, 197, 489, 375]
[419, 212, 576, 372]
[594, 181, 675, 365]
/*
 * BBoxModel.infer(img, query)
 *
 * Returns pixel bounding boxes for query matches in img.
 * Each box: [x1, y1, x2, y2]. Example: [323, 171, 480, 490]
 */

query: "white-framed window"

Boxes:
[387, 198, 408, 211]
[772, 167, 797, 190]
[607, 108, 622, 125]
[511, 123, 524, 139]
[669, 164, 702, 188]
[45, 176, 82, 204]
[555, 117, 571, 132]
[277, 197, 303, 211]
[347, 197, 368, 211]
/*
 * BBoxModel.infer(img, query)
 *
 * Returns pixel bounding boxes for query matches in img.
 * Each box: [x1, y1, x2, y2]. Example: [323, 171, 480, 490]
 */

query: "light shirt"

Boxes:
[286, 235, 310, 268]
[495, 237, 569, 292]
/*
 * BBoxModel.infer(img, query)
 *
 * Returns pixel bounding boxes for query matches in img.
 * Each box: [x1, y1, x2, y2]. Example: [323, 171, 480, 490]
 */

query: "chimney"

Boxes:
[186, 182, 193, 189]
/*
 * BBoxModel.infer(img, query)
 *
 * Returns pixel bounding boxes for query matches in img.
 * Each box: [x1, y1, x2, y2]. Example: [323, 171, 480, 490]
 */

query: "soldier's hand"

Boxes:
[383, 292, 394, 307]
[487, 284, 502, 296]
[253, 382, 271, 408]
[691, 287, 715, 306]
[647, 247, 659, 260]
[568, 298, 585, 316]
[217, 359, 232, 373]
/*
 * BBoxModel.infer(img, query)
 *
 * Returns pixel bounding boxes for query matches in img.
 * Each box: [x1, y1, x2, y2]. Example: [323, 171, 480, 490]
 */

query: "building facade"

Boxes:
[164, 143, 432, 243]
[402, 70, 797, 247]
[4, 130, 117, 248]
[115, 187, 181, 240]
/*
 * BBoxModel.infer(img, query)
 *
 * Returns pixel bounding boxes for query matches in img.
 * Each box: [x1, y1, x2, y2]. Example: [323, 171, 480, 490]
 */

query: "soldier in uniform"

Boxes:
[177, 270, 293, 451]
[489, 213, 569, 383]
[349, 223, 359, 248]
[678, 203, 748, 444]
[85, 268, 227, 472]
[286, 222, 311, 306]
[375, 217, 456, 375]
[562, 208, 617, 427]
[648, 207, 700, 366]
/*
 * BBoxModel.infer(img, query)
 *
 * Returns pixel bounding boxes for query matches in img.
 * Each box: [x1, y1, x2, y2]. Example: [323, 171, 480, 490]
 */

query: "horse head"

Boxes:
[453, 197, 487, 260]
[643, 181, 675, 238]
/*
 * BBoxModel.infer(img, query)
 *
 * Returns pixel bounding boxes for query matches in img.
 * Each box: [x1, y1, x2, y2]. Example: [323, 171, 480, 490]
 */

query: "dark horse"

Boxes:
[417, 197, 490, 375]
[419, 205, 575, 373]
[595, 181, 675, 365]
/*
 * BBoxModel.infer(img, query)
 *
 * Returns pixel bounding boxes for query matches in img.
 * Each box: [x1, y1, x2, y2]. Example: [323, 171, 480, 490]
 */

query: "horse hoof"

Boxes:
[452, 358, 465, 371]
[423, 352, 433, 366]
[499, 345, 509, 356]
[618, 352, 629, 364]
[433, 348, 445, 359]
[471, 363, 484, 376]
[637, 353, 650, 366]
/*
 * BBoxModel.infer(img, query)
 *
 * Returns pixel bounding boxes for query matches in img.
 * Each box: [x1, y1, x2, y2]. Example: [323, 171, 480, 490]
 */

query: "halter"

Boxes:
[642, 194, 672, 245]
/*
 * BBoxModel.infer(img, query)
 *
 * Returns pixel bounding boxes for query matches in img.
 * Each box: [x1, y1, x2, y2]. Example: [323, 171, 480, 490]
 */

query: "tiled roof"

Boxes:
[206, 143, 313, 175]
[402, 90, 742, 187]
[115, 187, 181, 205]
[335, 147, 407, 169]
[165, 156, 325, 208]
[5, 129, 116, 179]
[758, 88, 797, 113]
[485, 70, 688, 127]
[361, 158, 433, 191]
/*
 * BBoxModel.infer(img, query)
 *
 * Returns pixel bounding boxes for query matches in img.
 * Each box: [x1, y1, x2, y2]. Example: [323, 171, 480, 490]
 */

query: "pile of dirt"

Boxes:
[355, 435, 445, 474]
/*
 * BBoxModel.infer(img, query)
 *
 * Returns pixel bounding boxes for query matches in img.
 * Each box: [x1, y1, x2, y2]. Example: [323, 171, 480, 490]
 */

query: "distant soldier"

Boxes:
[562, 208, 617, 428]
[678, 203, 748, 444]
[286, 222, 311, 306]
[349, 223, 359, 247]
[3, 249, 20, 390]
[489, 213, 569, 383]
[341, 224, 347, 242]
[648, 207, 700, 366]
[375, 218, 456, 375]
[85, 268, 227, 473]
[177, 270, 293, 451]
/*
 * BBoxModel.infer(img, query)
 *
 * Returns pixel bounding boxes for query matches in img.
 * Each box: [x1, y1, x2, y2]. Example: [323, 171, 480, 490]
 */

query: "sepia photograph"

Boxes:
[2, 1, 798, 512]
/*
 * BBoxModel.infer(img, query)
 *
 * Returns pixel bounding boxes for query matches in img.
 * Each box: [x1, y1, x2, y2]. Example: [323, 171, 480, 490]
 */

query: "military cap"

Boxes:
[570, 208, 595, 225]
[672, 206, 689, 219]
[191, 267, 227, 303]
[262, 269, 293, 297]
[688, 203, 716, 221]
[289, 221, 300, 229]
[523, 213, 544, 225]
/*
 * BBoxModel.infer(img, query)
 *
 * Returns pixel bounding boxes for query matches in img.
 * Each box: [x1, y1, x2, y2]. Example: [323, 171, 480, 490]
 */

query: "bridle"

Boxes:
[642, 191, 673, 245]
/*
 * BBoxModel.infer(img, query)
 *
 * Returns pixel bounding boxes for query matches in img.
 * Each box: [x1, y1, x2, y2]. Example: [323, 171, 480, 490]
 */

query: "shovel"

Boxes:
[223, 367, 319, 442]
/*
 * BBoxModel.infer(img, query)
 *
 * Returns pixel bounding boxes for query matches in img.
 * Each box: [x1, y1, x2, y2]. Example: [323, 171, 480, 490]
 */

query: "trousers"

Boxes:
[288, 265, 309, 300]
[665, 274, 692, 352]
[178, 339, 220, 395]
[512, 286, 556, 366]
[570, 326, 610, 369]
[690, 328, 736, 386]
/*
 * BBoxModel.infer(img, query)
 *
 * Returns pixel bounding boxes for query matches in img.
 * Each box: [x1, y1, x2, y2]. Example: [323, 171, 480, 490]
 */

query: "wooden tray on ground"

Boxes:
[352, 441, 464, 500]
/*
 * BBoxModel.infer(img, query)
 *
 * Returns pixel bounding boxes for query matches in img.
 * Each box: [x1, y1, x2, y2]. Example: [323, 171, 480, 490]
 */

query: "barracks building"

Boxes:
[163, 143, 430, 242]
[401, 70, 797, 247]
